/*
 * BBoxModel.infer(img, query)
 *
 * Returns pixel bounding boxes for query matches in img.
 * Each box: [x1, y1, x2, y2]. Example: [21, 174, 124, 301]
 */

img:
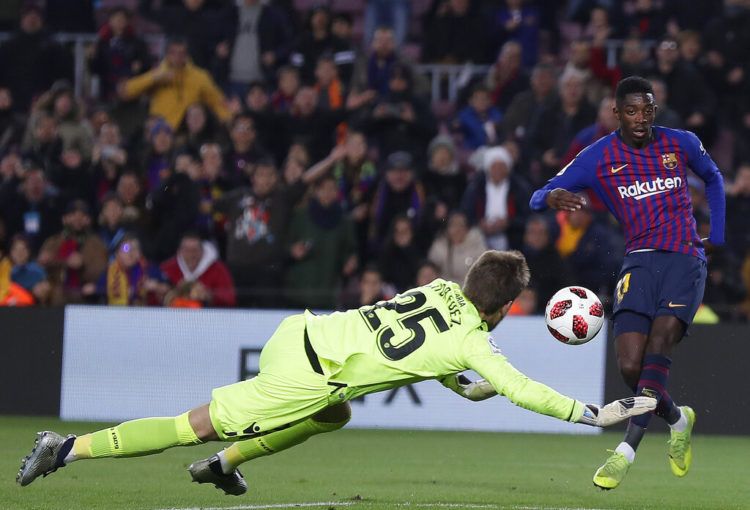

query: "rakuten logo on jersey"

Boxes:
[617, 176, 683, 200]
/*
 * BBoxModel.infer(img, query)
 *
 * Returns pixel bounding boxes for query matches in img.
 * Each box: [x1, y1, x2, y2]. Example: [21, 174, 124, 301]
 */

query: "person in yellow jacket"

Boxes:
[119, 38, 230, 129]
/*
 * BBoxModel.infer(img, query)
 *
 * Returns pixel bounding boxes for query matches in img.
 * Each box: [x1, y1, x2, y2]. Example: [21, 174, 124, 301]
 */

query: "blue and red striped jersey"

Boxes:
[530, 127, 725, 261]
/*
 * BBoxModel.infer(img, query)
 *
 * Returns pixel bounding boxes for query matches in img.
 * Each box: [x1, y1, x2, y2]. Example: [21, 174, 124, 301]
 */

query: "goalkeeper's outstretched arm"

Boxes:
[463, 354, 655, 426]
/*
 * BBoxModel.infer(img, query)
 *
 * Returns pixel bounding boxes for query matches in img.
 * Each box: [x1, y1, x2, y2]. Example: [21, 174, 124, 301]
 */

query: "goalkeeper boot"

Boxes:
[593, 450, 631, 490]
[17, 431, 75, 486]
[188, 455, 247, 496]
[668, 406, 696, 477]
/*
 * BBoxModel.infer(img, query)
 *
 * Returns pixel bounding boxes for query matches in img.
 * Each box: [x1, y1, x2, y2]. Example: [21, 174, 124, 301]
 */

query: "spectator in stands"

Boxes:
[96, 233, 168, 306]
[0, 4, 73, 111]
[561, 96, 618, 166]
[22, 112, 63, 173]
[314, 55, 346, 114]
[287, 6, 350, 84]
[49, 145, 94, 206]
[339, 264, 392, 309]
[285, 174, 357, 309]
[428, 210, 486, 285]
[223, 0, 292, 98]
[422, 0, 489, 64]
[91, 123, 128, 204]
[0, 87, 26, 154]
[141, 119, 174, 193]
[161, 232, 236, 308]
[353, 27, 402, 98]
[646, 35, 716, 146]
[224, 113, 271, 187]
[97, 194, 127, 255]
[240, 82, 285, 163]
[329, 13, 358, 85]
[284, 86, 350, 163]
[216, 160, 304, 307]
[726, 164, 750, 260]
[508, 287, 538, 316]
[462, 145, 529, 251]
[0, 151, 24, 200]
[89, 7, 151, 103]
[554, 201, 619, 298]
[527, 69, 596, 184]
[8, 234, 49, 305]
[147, 150, 201, 262]
[502, 62, 557, 146]
[31, 80, 94, 159]
[115, 171, 148, 231]
[44, 0, 95, 33]
[378, 214, 422, 292]
[618, 37, 651, 79]
[119, 37, 230, 130]
[455, 84, 503, 150]
[175, 103, 225, 155]
[484, 41, 529, 112]
[271, 66, 301, 113]
[489, 0, 540, 69]
[369, 151, 426, 254]
[364, 0, 410, 47]
[415, 259, 440, 286]
[0, 240, 35, 307]
[139, 0, 229, 73]
[702, 248, 747, 322]
[2, 165, 62, 253]
[520, 215, 569, 313]
[195, 142, 232, 240]
[563, 38, 619, 105]
[625, 0, 668, 40]
[38, 199, 107, 305]
[366, 63, 436, 160]
[649, 76, 683, 129]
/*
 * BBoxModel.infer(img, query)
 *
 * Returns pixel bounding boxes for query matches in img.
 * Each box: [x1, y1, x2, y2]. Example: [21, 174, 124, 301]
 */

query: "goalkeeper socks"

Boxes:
[217, 416, 349, 473]
[615, 442, 636, 463]
[630, 353, 672, 429]
[670, 407, 688, 432]
[68, 412, 200, 460]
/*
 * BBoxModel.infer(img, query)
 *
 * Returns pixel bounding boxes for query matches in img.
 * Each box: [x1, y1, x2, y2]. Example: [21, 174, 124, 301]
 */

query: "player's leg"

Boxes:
[217, 402, 351, 472]
[17, 404, 215, 486]
[188, 403, 351, 496]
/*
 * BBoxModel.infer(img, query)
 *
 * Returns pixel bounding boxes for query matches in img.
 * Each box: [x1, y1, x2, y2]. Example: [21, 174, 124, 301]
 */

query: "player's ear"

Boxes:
[501, 300, 513, 316]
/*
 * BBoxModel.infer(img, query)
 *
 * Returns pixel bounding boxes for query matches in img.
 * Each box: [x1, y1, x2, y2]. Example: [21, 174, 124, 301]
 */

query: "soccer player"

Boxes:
[17, 251, 655, 495]
[529, 76, 725, 489]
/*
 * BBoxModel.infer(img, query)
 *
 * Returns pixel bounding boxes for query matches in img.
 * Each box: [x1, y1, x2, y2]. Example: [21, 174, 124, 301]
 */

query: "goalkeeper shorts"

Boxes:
[209, 314, 344, 441]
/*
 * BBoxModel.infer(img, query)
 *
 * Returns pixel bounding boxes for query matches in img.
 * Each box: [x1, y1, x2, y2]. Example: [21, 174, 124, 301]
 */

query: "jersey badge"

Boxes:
[661, 152, 678, 170]
[487, 336, 502, 355]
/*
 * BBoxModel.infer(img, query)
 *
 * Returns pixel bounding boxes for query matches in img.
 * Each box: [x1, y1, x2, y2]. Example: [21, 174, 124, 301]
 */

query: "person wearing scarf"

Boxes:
[99, 235, 167, 306]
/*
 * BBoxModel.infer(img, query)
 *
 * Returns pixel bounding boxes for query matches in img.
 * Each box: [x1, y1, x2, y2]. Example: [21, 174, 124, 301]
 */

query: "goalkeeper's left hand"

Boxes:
[576, 396, 657, 427]
[439, 373, 497, 401]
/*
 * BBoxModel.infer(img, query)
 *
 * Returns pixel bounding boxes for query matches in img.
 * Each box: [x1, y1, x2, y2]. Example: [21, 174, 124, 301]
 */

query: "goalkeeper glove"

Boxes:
[439, 373, 497, 402]
[576, 396, 657, 427]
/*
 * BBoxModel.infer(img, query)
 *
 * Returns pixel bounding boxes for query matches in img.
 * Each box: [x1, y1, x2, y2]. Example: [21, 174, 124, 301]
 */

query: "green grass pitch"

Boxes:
[2, 416, 748, 510]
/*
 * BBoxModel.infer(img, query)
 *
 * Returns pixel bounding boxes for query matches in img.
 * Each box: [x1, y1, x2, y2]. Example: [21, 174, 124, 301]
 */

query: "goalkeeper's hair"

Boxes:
[615, 76, 653, 105]
[462, 250, 530, 315]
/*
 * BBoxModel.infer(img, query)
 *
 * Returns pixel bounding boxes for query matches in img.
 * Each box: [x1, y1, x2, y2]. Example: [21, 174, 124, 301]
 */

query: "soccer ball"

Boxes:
[544, 286, 604, 345]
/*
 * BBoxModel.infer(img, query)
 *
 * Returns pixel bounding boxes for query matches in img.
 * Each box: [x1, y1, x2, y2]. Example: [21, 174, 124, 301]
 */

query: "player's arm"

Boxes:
[462, 334, 655, 426]
[529, 150, 594, 212]
[684, 130, 726, 247]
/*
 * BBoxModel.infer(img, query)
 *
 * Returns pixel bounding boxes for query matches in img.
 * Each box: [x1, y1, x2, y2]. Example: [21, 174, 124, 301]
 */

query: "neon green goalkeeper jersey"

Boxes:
[304, 279, 585, 423]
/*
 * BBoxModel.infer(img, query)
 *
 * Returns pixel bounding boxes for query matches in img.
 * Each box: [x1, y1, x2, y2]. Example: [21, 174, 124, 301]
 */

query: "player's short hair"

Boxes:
[615, 76, 654, 104]
[462, 250, 530, 315]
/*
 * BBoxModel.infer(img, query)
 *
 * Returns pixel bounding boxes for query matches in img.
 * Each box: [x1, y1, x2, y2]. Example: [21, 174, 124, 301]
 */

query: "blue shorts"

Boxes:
[612, 250, 707, 332]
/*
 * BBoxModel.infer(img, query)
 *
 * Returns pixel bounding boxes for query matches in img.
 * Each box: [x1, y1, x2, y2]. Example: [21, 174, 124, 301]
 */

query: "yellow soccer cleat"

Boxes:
[593, 450, 631, 490]
[668, 406, 696, 477]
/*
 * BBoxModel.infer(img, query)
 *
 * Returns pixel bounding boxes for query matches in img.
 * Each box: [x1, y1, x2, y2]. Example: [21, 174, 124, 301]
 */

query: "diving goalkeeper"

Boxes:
[17, 250, 655, 495]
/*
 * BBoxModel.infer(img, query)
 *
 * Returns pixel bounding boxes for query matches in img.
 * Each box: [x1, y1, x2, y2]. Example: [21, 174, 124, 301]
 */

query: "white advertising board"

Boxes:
[61, 306, 606, 433]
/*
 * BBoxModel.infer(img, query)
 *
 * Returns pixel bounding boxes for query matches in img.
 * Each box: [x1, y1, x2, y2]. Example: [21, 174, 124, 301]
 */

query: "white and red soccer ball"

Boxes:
[544, 286, 604, 345]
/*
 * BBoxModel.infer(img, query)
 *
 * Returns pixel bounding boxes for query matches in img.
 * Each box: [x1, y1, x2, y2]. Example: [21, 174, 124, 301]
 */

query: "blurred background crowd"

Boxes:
[0, 0, 749, 322]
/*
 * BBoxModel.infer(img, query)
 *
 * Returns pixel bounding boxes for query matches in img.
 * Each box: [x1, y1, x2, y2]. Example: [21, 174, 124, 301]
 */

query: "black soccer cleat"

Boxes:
[188, 455, 248, 496]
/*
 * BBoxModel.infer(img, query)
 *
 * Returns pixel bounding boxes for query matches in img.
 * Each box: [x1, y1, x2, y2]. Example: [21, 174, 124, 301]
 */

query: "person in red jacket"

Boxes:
[160, 232, 236, 308]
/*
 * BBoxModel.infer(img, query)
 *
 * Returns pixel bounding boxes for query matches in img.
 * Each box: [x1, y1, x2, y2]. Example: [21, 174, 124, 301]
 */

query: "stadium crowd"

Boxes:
[0, 0, 749, 322]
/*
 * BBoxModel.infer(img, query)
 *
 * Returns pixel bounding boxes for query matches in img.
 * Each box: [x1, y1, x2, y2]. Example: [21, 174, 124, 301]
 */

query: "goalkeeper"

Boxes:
[18, 250, 655, 495]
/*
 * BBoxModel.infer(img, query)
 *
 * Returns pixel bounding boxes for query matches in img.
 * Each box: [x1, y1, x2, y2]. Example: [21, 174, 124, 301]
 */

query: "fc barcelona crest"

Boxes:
[661, 152, 678, 169]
